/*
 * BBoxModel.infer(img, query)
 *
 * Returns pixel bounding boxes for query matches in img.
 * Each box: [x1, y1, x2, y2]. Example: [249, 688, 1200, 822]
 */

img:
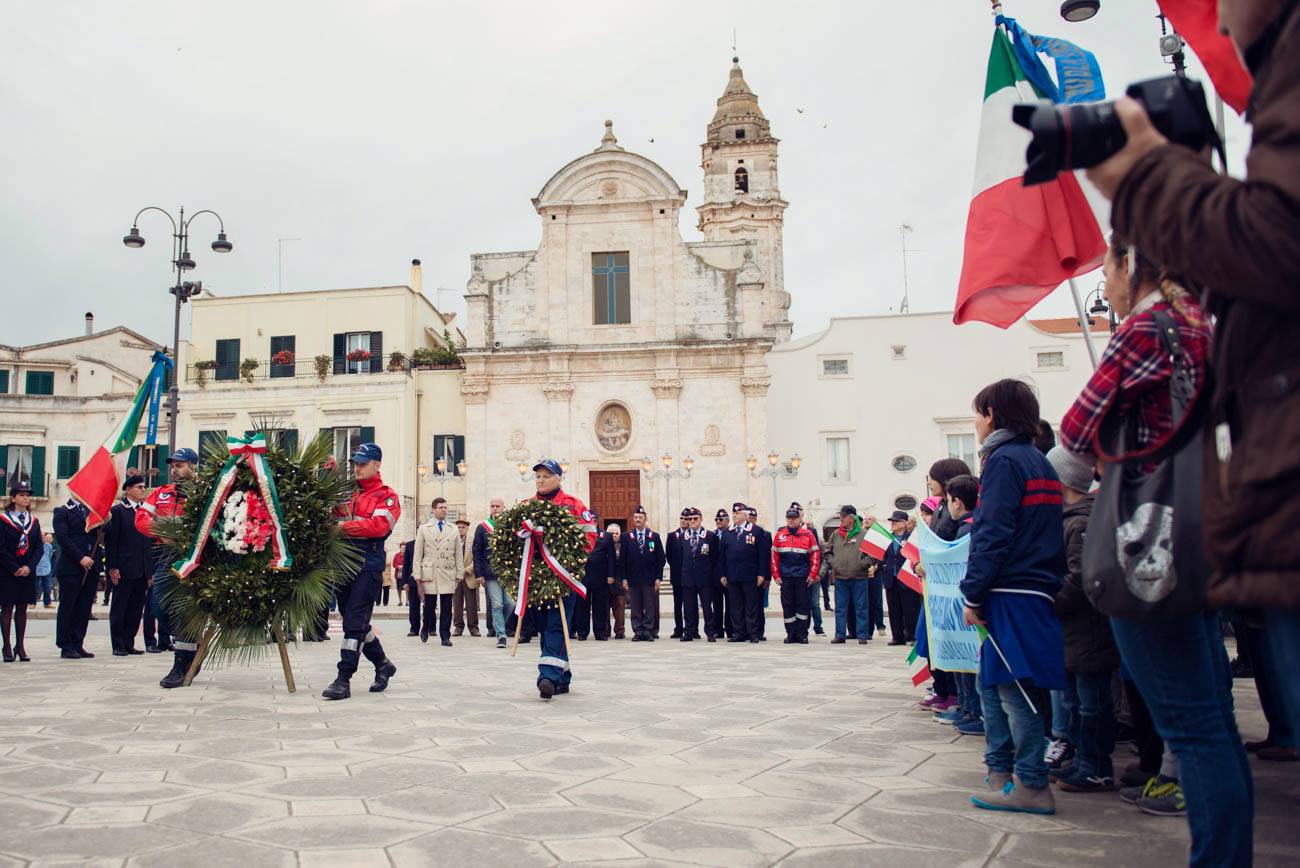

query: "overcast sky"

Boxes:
[2, 0, 1248, 348]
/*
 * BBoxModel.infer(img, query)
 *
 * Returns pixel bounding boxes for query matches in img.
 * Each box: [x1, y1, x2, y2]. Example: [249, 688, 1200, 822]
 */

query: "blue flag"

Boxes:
[997, 14, 1105, 105]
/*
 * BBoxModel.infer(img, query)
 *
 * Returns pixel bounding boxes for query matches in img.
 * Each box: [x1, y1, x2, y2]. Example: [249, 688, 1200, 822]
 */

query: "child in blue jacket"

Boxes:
[960, 379, 1066, 816]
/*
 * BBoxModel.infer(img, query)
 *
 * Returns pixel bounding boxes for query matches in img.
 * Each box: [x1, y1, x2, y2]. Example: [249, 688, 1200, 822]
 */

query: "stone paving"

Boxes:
[1, 616, 1297, 867]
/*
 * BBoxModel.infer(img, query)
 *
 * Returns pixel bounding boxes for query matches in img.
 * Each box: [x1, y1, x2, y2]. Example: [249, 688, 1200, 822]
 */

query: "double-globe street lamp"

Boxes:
[121, 206, 234, 457]
[748, 450, 801, 523]
[418, 456, 467, 500]
[640, 453, 695, 531]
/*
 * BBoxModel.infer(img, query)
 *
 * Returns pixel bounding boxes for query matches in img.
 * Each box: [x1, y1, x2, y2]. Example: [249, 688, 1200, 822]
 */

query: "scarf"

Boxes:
[977, 428, 1018, 465]
[839, 515, 862, 540]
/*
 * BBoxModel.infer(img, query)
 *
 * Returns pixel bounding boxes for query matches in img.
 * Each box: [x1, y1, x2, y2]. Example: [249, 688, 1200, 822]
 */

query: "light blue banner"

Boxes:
[912, 519, 981, 674]
[997, 14, 1105, 105]
[145, 350, 174, 445]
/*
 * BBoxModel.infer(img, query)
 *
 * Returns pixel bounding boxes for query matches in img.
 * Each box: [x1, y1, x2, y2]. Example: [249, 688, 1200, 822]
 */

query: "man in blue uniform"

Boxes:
[720, 502, 771, 643]
[105, 475, 154, 655]
[679, 508, 721, 641]
[622, 506, 665, 642]
[583, 523, 614, 641]
[323, 443, 400, 701]
[52, 496, 102, 659]
[664, 513, 688, 638]
[747, 506, 773, 641]
[712, 509, 731, 638]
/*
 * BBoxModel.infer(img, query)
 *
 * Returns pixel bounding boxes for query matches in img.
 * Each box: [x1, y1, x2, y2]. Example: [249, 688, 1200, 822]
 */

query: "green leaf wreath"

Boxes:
[491, 498, 588, 612]
[153, 431, 361, 665]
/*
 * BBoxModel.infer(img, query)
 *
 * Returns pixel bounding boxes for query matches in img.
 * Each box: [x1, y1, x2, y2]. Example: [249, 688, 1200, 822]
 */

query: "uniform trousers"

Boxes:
[407, 583, 422, 634]
[55, 574, 97, 651]
[779, 577, 811, 641]
[570, 588, 591, 638]
[667, 577, 683, 636]
[421, 592, 453, 642]
[683, 585, 718, 639]
[453, 581, 479, 633]
[627, 583, 657, 640]
[584, 586, 608, 639]
[337, 569, 388, 678]
[885, 582, 922, 643]
[726, 578, 764, 640]
[108, 576, 149, 652]
[537, 595, 575, 688]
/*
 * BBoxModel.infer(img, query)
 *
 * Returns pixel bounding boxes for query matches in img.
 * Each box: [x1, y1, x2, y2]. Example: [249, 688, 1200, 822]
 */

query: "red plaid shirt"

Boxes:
[1060, 299, 1211, 461]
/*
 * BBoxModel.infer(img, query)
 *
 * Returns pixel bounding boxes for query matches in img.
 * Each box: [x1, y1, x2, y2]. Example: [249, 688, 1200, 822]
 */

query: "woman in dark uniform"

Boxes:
[1, 481, 43, 662]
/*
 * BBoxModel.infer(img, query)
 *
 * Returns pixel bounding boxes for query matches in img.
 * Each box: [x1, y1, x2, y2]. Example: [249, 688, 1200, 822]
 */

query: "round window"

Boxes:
[894, 495, 919, 511]
[891, 454, 917, 473]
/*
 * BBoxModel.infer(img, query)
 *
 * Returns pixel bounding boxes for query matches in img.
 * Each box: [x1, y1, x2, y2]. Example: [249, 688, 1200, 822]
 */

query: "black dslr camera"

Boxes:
[1012, 75, 1223, 186]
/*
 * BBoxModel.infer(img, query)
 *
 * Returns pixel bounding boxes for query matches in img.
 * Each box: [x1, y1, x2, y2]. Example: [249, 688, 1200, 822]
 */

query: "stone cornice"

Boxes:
[740, 377, 770, 397]
[542, 382, 574, 401]
[460, 382, 489, 404]
[650, 379, 683, 399]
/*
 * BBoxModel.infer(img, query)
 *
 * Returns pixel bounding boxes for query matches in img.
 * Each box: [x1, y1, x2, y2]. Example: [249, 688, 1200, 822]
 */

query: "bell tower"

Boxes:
[698, 56, 790, 342]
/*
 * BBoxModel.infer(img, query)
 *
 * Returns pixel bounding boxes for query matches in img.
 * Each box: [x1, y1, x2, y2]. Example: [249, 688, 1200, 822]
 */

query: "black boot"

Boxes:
[369, 659, 397, 693]
[159, 651, 193, 689]
[322, 676, 351, 700]
[538, 678, 556, 701]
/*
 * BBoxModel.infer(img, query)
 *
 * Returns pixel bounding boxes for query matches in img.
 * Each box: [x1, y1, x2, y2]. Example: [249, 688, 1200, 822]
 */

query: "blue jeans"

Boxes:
[538, 595, 575, 688]
[833, 579, 869, 640]
[1066, 672, 1114, 777]
[1050, 689, 1071, 740]
[809, 583, 823, 632]
[34, 573, 54, 606]
[484, 579, 510, 638]
[1111, 612, 1252, 868]
[979, 680, 1048, 788]
[868, 576, 885, 630]
[956, 673, 981, 719]
[1265, 608, 1300, 750]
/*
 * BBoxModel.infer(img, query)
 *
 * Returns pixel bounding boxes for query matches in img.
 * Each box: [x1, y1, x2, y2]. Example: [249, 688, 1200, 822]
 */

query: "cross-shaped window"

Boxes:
[591, 251, 631, 325]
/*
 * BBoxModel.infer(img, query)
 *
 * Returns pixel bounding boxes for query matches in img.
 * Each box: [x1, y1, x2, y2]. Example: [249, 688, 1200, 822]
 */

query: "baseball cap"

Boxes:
[532, 458, 563, 477]
[838, 504, 857, 517]
[350, 443, 383, 464]
[785, 507, 801, 518]
[168, 447, 199, 465]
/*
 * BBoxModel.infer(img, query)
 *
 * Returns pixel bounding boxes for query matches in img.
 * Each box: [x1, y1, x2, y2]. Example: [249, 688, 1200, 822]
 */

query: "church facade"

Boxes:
[461, 59, 790, 531]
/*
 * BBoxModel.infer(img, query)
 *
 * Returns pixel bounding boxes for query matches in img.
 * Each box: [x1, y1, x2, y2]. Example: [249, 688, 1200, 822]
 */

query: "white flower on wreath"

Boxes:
[220, 490, 251, 555]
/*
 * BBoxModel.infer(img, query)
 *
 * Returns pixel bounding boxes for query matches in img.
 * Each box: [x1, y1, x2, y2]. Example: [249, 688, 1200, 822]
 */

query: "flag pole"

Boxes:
[981, 626, 1039, 715]
[1068, 277, 1100, 369]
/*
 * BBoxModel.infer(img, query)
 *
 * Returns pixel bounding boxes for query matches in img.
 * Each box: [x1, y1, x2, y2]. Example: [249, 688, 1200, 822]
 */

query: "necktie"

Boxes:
[638, 531, 645, 552]
[438, 521, 444, 532]
[690, 531, 699, 553]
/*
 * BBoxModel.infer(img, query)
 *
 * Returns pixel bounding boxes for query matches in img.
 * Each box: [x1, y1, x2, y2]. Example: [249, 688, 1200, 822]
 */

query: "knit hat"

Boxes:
[1047, 446, 1095, 493]
[920, 496, 941, 515]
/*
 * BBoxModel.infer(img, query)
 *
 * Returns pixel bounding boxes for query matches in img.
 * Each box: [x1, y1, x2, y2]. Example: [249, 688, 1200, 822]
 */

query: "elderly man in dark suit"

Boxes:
[621, 506, 665, 642]
[105, 475, 154, 655]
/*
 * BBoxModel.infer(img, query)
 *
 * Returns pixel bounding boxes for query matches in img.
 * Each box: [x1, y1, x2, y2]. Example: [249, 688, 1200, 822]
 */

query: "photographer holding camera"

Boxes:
[1086, 0, 1300, 789]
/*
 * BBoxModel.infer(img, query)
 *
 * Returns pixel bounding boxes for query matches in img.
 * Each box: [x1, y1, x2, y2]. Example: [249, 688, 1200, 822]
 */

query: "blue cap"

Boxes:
[532, 458, 563, 477]
[168, 447, 199, 465]
[9, 480, 33, 495]
[350, 442, 383, 464]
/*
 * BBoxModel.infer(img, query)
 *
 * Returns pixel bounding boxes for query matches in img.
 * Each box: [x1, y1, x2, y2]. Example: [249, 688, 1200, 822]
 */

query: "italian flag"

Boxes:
[953, 21, 1105, 328]
[66, 371, 156, 530]
[907, 646, 932, 687]
[900, 537, 921, 567]
[898, 560, 923, 595]
[858, 521, 896, 561]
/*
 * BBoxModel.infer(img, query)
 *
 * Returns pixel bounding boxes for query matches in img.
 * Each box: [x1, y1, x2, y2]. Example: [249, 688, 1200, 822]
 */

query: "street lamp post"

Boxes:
[122, 205, 233, 456]
[1086, 281, 1117, 334]
[418, 457, 467, 501]
[748, 450, 802, 522]
[640, 453, 695, 531]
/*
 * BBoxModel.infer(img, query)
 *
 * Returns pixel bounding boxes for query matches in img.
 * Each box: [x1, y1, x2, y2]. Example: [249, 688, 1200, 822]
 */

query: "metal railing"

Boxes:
[185, 355, 463, 385]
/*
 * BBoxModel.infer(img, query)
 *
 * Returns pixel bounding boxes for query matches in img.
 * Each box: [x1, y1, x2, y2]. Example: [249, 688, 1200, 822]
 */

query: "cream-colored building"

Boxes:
[0, 314, 164, 525]
[462, 59, 790, 531]
[764, 311, 1110, 535]
[176, 262, 466, 543]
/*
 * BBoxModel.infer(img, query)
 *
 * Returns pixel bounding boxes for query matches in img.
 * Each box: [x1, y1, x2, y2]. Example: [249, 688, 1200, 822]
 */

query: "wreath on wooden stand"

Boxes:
[153, 431, 360, 692]
[490, 499, 588, 656]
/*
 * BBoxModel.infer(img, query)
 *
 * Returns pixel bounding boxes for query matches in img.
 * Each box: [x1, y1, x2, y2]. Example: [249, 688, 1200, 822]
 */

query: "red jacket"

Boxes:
[135, 484, 185, 539]
[531, 488, 597, 553]
[337, 474, 400, 570]
[771, 525, 821, 582]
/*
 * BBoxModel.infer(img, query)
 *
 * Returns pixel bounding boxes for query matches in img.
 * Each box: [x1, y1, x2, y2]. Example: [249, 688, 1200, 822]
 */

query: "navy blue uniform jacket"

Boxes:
[719, 524, 771, 584]
[622, 529, 665, 587]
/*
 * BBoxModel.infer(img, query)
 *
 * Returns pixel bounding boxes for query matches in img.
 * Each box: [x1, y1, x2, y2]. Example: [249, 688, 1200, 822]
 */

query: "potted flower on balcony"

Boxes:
[345, 348, 372, 363]
[240, 357, 260, 384]
[313, 354, 331, 382]
[271, 349, 296, 368]
[194, 359, 219, 389]
[387, 351, 407, 372]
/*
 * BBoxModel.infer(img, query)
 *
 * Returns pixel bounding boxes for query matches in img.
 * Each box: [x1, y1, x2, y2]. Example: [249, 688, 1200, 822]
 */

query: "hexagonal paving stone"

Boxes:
[389, 828, 554, 868]
[365, 786, 501, 826]
[149, 792, 289, 834]
[836, 803, 1002, 854]
[777, 843, 989, 868]
[743, 770, 880, 805]
[625, 817, 791, 868]
[464, 805, 645, 840]
[234, 814, 436, 850]
[678, 795, 849, 829]
[563, 778, 696, 818]
[435, 770, 589, 796]
[129, 837, 296, 868]
[164, 759, 286, 790]
[0, 764, 97, 794]
[0, 823, 198, 861]
[0, 799, 68, 829]
[39, 782, 202, 807]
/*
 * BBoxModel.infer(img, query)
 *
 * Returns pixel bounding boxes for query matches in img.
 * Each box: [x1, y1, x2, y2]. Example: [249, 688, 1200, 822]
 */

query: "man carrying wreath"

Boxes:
[530, 459, 597, 700]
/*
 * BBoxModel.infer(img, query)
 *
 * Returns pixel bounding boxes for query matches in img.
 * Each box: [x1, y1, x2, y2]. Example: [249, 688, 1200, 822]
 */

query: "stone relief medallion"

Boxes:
[599, 178, 620, 199]
[595, 403, 632, 452]
[505, 430, 529, 462]
[699, 424, 726, 457]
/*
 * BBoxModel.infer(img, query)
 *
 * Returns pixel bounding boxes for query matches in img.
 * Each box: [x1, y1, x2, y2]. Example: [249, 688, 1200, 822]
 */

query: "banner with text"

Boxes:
[912, 518, 981, 674]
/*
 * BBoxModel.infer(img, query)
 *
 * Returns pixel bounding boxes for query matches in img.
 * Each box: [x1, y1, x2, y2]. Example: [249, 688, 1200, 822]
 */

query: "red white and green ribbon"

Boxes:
[172, 433, 293, 578]
[513, 517, 587, 616]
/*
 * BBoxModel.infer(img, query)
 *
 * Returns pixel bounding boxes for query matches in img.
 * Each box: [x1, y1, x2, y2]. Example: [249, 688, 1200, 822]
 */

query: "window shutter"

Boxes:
[127, 446, 142, 474]
[360, 426, 375, 445]
[0, 370, 8, 393]
[433, 434, 447, 467]
[0, 445, 8, 488]
[56, 446, 80, 479]
[31, 446, 46, 497]
[369, 332, 383, 373]
[155, 448, 169, 485]
[453, 436, 466, 474]
[281, 429, 299, 455]
[333, 333, 346, 375]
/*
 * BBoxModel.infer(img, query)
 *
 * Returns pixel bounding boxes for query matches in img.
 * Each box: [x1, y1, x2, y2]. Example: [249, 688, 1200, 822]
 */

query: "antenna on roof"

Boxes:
[899, 224, 914, 314]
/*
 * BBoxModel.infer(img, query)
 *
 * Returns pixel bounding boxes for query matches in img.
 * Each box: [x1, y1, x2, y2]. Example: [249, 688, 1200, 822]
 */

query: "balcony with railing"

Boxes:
[184, 349, 463, 386]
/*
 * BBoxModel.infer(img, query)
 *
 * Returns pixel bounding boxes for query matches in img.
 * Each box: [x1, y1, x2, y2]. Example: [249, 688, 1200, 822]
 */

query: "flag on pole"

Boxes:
[907, 646, 932, 687]
[67, 352, 173, 530]
[954, 18, 1106, 328]
[900, 536, 921, 567]
[898, 559, 923, 595]
[858, 520, 897, 561]
[1156, 0, 1251, 114]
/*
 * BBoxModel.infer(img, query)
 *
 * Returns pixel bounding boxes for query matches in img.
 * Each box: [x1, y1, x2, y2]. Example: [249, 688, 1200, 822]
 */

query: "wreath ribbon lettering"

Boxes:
[172, 433, 294, 578]
[513, 517, 587, 616]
